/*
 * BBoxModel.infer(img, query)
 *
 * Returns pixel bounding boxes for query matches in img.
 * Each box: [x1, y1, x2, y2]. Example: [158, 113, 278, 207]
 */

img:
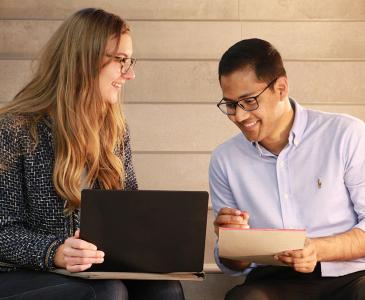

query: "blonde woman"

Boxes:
[0, 8, 184, 300]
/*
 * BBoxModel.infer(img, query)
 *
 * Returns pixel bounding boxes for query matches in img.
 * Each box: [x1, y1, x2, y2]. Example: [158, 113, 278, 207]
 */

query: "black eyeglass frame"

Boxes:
[106, 54, 137, 74]
[217, 77, 278, 116]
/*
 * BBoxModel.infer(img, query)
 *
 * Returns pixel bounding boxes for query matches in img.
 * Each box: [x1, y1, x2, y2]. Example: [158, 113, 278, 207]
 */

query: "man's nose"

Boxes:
[234, 106, 249, 123]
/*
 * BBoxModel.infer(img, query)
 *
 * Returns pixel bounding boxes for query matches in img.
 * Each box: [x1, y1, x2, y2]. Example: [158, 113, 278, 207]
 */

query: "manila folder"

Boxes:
[218, 228, 306, 266]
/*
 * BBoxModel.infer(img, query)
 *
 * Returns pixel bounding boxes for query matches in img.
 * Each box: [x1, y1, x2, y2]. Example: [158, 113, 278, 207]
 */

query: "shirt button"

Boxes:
[279, 161, 285, 168]
[284, 193, 289, 199]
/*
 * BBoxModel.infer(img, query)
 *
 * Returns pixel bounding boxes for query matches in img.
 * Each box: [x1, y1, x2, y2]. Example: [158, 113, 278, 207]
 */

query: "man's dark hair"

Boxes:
[218, 38, 286, 88]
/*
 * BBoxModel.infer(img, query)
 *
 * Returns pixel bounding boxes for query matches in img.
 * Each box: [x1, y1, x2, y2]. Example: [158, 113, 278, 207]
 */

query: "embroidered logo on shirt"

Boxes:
[317, 178, 322, 189]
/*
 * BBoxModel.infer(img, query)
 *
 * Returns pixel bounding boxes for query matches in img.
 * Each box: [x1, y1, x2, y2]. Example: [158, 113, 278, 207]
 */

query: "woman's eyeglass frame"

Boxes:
[105, 54, 137, 74]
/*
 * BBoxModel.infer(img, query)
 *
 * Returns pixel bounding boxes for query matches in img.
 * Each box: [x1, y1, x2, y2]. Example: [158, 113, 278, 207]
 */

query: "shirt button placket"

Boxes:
[276, 158, 292, 228]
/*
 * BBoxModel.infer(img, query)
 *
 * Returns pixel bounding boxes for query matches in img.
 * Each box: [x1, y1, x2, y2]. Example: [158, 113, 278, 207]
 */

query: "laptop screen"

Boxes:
[80, 190, 209, 273]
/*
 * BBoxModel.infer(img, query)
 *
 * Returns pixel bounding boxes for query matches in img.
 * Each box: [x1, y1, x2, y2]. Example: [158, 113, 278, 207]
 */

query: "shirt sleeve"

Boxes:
[0, 117, 64, 270]
[122, 124, 138, 191]
[209, 149, 251, 276]
[344, 119, 365, 231]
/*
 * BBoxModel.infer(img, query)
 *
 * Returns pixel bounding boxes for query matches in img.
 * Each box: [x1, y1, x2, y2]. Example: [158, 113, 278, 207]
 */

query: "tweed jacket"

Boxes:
[0, 115, 138, 272]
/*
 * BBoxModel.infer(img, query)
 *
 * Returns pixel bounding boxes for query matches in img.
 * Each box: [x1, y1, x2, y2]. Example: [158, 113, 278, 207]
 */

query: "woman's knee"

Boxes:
[161, 280, 185, 299]
[90, 279, 128, 300]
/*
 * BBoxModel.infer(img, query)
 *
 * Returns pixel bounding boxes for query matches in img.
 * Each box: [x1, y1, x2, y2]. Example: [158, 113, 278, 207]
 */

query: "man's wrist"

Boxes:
[311, 237, 325, 262]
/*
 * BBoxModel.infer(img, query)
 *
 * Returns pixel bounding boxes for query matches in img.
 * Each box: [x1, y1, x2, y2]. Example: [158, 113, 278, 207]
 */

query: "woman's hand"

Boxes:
[54, 230, 105, 272]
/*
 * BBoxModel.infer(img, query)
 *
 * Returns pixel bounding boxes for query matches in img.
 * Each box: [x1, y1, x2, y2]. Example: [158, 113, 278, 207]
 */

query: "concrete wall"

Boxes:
[1, 1, 364, 299]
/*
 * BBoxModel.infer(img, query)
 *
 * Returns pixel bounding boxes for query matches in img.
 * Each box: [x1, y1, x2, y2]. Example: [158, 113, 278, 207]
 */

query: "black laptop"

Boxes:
[80, 190, 209, 274]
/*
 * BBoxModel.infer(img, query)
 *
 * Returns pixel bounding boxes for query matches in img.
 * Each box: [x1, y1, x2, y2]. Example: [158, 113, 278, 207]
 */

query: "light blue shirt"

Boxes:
[209, 99, 365, 277]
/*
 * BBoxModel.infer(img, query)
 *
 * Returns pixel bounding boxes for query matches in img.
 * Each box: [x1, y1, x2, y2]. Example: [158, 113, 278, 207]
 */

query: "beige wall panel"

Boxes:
[130, 21, 241, 59]
[127, 60, 365, 103]
[0, 0, 239, 20]
[0, 60, 34, 102]
[242, 22, 365, 59]
[239, 0, 365, 20]
[308, 104, 365, 120]
[0, 20, 241, 59]
[126, 60, 221, 102]
[125, 104, 365, 152]
[124, 104, 238, 152]
[133, 152, 214, 216]
[2, 59, 365, 104]
[286, 61, 365, 104]
[0, 20, 61, 58]
[133, 153, 210, 192]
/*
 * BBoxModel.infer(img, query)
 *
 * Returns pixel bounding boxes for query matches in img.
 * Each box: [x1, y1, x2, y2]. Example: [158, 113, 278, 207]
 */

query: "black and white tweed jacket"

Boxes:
[0, 115, 138, 272]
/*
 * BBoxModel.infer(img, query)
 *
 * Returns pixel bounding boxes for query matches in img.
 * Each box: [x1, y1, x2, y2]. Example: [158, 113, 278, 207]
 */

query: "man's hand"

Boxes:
[275, 238, 317, 273]
[54, 229, 105, 272]
[214, 207, 250, 236]
[214, 207, 251, 271]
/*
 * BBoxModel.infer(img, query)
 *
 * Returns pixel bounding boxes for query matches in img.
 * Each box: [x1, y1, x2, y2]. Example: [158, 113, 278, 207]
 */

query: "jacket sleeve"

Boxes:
[122, 125, 138, 191]
[0, 117, 64, 270]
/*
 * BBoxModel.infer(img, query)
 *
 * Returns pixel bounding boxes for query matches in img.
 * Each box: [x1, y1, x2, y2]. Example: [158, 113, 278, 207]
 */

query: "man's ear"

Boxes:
[275, 76, 289, 100]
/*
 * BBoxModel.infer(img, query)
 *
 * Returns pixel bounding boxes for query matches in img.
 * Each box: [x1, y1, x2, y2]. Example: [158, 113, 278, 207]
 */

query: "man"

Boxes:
[209, 38, 365, 300]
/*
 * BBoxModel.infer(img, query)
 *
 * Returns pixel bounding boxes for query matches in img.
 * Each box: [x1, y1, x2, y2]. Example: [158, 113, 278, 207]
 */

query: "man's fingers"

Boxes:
[294, 266, 314, 273]
[214, 208, 250, 236]
[277, 253, 315, 265]
[293, 261, 316, 273]
[276, 254, 294, 265]
[215, 214, 248, 226]
[218, 207, 242, 216]
[221, 224, 250, 229]
[285, 250, 304, 259]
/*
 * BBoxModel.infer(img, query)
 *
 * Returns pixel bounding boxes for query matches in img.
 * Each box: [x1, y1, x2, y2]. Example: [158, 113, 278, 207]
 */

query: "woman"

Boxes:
[0, 8, 185, 300]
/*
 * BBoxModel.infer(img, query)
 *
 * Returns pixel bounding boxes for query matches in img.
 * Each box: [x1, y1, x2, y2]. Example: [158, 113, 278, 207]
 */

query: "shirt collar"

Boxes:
[251, 97, 308, 155]
[288, 98, 307, 147]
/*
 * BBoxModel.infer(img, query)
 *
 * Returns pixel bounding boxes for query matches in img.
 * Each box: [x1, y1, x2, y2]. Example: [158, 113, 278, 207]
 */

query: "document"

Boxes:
[52, 269, 204, 281]
[218, 227, 306, 266]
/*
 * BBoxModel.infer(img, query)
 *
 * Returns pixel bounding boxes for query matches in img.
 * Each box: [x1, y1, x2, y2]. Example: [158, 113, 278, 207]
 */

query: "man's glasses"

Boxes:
[217, 78, 277, 115]
[106, 54, 137, 74]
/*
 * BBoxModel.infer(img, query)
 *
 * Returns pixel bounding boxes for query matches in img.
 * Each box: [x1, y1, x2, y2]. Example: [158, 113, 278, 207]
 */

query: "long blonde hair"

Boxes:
[0, 8, 130, 211]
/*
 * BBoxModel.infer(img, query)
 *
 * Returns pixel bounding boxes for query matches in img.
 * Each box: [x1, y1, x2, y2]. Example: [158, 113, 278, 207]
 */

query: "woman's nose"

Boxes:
[122, 68, 135, 81]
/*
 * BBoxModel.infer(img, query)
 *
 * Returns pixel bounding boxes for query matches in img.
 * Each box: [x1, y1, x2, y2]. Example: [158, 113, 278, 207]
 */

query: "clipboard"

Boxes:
[218, 227, 306, 266]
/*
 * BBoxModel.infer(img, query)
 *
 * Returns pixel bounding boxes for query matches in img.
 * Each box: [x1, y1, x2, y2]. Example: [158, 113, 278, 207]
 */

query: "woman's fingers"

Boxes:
[66, 263, 93, 273]
[62, 232, 105, 272]
[63, 247, 105, 259]
[64, 255, 104, 265]
[65, 236, 97, 251]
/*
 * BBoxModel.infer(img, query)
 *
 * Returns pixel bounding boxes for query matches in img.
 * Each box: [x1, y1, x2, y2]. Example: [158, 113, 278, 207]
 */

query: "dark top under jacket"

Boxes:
[0, 114, 138, 272]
